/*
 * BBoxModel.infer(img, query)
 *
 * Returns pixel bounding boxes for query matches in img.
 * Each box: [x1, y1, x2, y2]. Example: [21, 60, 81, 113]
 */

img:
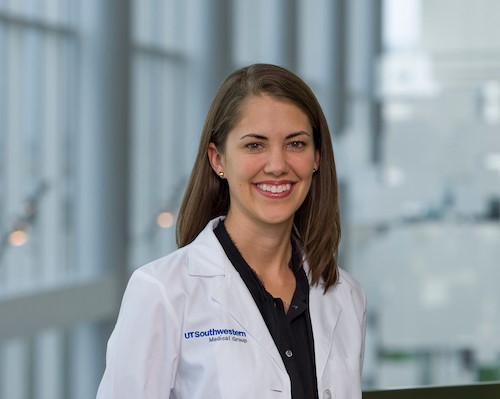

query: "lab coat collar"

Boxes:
[212, 265, 288, 374]
[308, 273, 342, 381]
[187, 217, 227, 277]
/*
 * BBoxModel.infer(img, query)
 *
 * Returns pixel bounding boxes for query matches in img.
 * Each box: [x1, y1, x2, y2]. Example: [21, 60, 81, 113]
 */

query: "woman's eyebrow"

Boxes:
[239, 131, 311, 140]
[239, 133, 268, 140]
[286, 131, 311, 139]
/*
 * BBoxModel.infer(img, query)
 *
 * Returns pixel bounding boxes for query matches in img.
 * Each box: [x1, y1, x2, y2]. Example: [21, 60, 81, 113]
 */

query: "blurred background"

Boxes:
[1, 0, 499, 397]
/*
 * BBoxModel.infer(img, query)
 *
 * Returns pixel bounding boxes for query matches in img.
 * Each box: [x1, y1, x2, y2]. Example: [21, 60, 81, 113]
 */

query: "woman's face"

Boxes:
[208, 94, 319, 230]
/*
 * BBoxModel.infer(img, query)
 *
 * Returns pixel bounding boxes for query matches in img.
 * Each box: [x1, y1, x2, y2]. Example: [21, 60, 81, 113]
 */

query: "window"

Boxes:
[348, 0, 500, 388]
[0, 2, 80, 397]
[129, 0, 187, 268]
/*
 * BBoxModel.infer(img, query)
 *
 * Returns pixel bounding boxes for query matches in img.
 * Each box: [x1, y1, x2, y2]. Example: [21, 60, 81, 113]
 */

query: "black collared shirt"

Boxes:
[214, 221, 319, 399]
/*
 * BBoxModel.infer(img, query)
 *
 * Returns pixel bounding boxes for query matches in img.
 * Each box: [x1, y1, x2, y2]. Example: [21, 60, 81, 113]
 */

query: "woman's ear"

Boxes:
[314, 149, 320, 172]
[207, 142, 224, 175]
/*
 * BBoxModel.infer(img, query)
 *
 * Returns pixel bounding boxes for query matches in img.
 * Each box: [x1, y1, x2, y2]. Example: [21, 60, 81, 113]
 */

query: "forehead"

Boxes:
[232, 94, 311, 134]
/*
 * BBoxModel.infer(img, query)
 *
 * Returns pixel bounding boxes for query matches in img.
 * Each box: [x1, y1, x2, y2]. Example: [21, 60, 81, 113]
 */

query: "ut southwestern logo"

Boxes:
[184, 328, 247, 343]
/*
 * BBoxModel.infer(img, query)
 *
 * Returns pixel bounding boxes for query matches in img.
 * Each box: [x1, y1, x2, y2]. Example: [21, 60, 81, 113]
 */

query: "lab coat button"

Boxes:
[285, 350, 293, 358]
[322, 389, 332, 399]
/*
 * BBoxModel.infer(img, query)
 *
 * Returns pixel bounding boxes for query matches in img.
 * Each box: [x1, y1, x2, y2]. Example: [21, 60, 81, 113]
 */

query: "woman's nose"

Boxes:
[263, 148, 289, 176]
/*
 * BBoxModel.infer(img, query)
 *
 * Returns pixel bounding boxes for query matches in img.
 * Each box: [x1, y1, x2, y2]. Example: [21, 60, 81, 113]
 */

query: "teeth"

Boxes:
[257, 184, 292, 193]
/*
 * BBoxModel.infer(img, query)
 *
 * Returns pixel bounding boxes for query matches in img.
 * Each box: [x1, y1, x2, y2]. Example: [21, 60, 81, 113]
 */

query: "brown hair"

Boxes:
[176, 63, 341, 291]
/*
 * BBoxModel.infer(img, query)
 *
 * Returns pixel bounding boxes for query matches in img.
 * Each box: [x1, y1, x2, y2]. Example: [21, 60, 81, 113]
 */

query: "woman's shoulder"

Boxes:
[338, 268, 364, 294]
[140, 247, 186, 274]
[336, 267, 367, 315]
[130, 217, 226, 287]
[122, 247, 190, 305]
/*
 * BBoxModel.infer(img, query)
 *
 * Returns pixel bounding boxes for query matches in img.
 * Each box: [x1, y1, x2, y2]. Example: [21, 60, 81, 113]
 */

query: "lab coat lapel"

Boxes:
[309, 280, 342, 380]
[212, 260, 287, 374]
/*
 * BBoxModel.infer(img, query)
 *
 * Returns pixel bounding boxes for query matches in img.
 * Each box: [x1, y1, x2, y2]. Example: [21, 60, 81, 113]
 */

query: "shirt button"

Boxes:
[322, 389, 332, 399]
[285, 350, 293, 358]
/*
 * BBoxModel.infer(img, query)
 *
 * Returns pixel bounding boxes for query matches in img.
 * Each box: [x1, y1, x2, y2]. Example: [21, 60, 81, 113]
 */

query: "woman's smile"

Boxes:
[255, 181, 294, 197]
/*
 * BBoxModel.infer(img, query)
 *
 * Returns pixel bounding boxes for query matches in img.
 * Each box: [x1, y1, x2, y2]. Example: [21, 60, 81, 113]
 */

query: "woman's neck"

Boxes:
[223, 214, 293, 278]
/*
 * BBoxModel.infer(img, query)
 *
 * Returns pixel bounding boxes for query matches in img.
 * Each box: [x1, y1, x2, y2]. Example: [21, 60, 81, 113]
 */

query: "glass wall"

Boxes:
[347, 0, 500, 388]
[129, 0, 187, 269]
[0, 2, 79, 398]
[0, 0, 78, 296]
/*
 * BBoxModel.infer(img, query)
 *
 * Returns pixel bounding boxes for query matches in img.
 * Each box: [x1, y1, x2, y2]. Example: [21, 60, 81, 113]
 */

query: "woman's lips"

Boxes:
[255, 182, 294, 197]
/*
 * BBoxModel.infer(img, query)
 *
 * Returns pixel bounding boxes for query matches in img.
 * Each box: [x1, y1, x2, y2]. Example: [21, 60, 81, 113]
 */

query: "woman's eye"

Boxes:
[288, 141, 305, 149]
[245, 143, 263, 151]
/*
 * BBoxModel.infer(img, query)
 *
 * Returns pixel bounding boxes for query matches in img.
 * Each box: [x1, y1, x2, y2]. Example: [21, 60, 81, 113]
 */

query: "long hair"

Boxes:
[176, 63, 341, 292]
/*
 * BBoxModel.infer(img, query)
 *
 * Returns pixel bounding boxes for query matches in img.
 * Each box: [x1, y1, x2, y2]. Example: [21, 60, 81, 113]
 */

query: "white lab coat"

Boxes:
[97, 217, 366, 399]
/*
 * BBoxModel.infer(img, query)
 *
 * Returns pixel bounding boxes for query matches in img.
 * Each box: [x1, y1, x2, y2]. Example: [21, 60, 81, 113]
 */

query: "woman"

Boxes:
[97, 64, 366, 399]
